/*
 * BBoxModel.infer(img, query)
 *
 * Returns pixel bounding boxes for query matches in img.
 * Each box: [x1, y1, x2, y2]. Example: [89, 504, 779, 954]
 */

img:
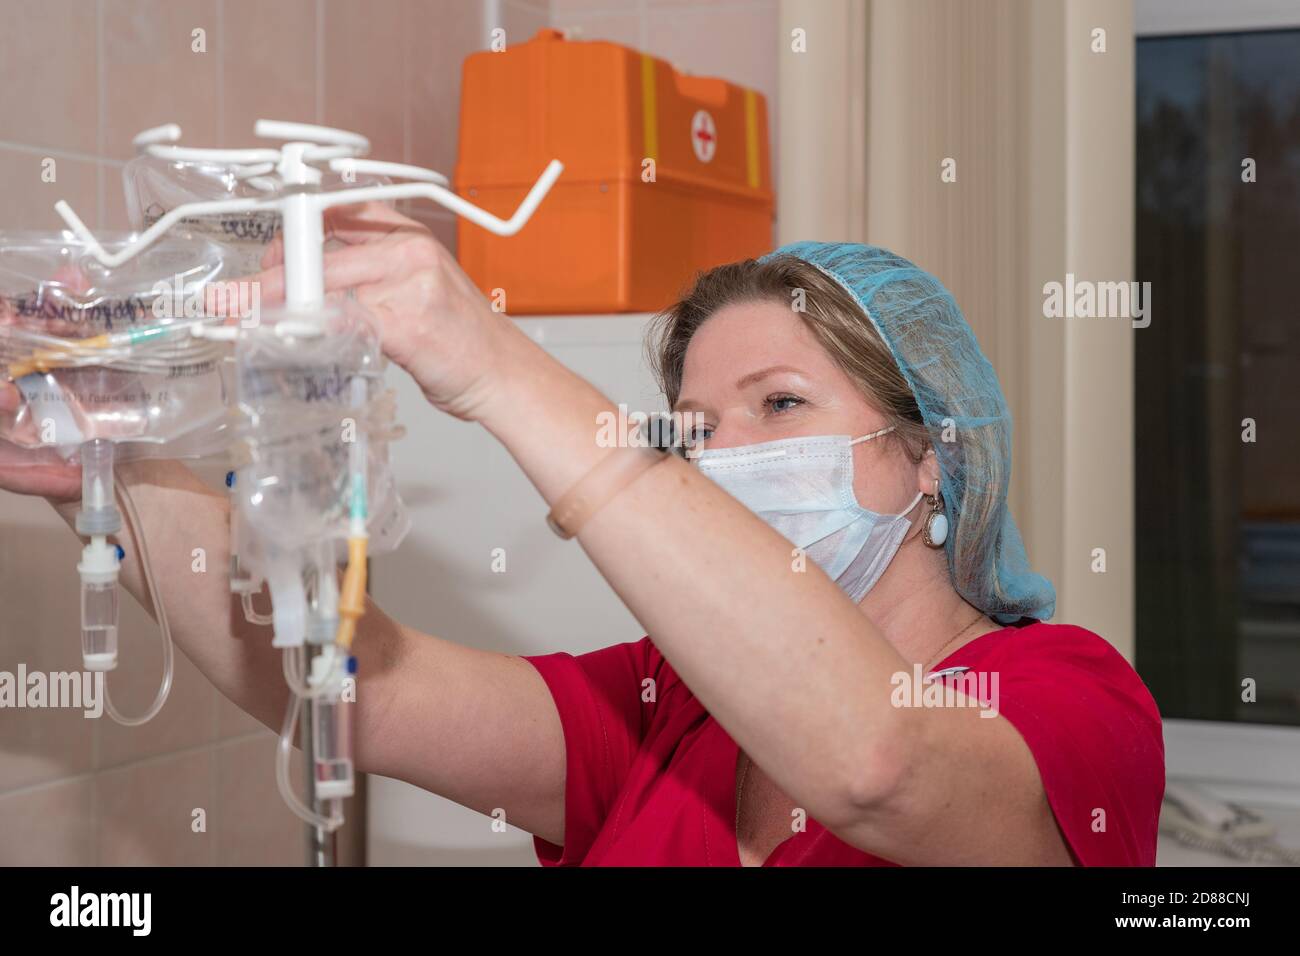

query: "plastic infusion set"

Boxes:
[0, 232, 232, 462]
[228, 296, 412, 822]
[1, 118, 562, 845]
[122, 123, 389, 277]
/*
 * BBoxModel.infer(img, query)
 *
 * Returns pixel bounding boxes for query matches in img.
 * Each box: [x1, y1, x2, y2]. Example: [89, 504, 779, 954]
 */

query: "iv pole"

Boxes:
[302, 694, 330, 866]
[55, 119, 563, 867]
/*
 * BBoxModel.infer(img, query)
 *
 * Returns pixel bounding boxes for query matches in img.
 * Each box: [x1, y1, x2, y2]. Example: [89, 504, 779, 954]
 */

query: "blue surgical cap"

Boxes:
[762, 241, 1055, 624]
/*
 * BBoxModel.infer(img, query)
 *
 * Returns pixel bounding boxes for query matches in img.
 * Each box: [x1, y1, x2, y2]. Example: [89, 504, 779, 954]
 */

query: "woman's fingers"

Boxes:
[258, 201, 419, 271]
[322, 201, 424, 244]
[0, 401, 81, 500]
[202, 279, 265, 320]
[262, 225, 444, 303]
[0, 381, 19, 414]
[244, 240, 416, 307]
[260, 235, 284, 270]
[0, 450, 82, 500]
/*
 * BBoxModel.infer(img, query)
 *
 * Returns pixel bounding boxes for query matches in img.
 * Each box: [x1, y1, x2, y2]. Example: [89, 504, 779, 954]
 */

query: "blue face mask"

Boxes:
[695, 427, 924, 603]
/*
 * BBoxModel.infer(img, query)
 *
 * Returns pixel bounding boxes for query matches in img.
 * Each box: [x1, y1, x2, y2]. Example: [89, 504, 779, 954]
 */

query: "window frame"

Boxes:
[1135, 0, 1300, 786]
[1137, 0, 1300, 37]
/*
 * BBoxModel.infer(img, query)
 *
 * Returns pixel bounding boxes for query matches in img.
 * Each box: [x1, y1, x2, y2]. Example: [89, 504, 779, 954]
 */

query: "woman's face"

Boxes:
[674, 298, 932, 516]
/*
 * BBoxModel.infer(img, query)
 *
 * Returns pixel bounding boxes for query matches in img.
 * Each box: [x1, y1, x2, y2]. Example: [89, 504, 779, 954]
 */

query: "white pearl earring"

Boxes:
[922, 479, 948, 548]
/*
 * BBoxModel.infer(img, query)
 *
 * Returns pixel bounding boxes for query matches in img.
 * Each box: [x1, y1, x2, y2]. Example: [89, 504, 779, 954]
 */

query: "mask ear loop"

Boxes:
[846, 425, 923, 518]
[899, 489, 926, 518]
[848, 425, 896, 445]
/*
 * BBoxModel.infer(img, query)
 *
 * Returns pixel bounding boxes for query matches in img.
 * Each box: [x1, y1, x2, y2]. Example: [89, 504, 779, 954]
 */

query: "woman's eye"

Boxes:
[687, 426, 714, 447]
[765, 393, 805, 414]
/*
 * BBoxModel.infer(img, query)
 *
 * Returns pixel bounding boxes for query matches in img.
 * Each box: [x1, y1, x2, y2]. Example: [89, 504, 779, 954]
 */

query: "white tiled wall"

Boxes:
[0, 0, 538, 866]
[369, 314, 663, 866]
[0, 0, 777, 866]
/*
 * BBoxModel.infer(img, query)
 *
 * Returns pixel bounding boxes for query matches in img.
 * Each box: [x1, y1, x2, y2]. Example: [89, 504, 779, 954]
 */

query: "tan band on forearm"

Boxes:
[546, 444, 669, 540]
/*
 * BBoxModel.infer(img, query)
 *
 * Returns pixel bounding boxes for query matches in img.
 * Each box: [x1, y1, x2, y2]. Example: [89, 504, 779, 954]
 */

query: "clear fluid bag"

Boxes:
[0, 232, 235, 464]
[230, 298, 410, 559]
[124, 153, 388, 277]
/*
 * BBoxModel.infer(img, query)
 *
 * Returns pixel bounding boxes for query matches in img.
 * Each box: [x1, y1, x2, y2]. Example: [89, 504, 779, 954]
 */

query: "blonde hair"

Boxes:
[647, 254, 1007, 616]
[649, 256, 930, 456]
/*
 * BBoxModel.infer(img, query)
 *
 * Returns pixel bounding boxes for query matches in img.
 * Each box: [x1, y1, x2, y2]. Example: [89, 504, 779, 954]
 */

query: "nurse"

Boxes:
[0, 202, 1165, 866]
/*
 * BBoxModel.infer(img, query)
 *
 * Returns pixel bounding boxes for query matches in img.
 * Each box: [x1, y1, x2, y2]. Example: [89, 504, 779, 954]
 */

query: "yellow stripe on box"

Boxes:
[744, 89, 759, 189]
[641, 54, 658, 162]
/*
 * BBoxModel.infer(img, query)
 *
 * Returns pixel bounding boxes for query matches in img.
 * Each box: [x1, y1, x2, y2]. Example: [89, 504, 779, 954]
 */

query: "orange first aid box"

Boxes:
[454, 29, 774, 314]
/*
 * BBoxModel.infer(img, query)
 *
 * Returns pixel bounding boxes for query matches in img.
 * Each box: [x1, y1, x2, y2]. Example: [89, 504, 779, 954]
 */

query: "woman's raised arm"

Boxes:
[0, 449, 569, 846]
[284, 203, 1071, 864]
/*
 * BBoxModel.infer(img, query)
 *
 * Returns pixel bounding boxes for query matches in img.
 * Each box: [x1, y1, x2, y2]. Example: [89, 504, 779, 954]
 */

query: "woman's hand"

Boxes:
[0, 382, 81, 501]
[252, 203, 522, 423]
[0, 291, 82, 501]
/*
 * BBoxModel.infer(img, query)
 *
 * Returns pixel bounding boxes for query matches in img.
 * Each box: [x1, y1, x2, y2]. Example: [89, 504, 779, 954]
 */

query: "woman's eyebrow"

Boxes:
[733, 365, 807, 390]
[672, 396, 707, 414]
[674, 365, 810, 412]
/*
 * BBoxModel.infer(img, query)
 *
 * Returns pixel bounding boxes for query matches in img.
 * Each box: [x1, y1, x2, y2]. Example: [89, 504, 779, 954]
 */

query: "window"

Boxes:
[1136, 26, 1300, 727]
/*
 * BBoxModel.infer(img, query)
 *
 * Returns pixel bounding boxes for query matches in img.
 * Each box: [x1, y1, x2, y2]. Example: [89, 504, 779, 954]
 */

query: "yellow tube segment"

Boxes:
[334, 537, 368, 653]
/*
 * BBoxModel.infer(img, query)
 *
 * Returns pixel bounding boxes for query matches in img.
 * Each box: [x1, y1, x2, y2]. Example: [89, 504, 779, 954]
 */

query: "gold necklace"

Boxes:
[923, 611, 988, 673]
[736, 612, 988, 835]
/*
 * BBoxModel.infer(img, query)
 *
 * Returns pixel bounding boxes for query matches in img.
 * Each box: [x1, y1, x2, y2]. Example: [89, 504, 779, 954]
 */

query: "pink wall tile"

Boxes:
[216, 687, 269, 738]
[0, 0, 99, 154]
[407, 0, 485, 176]
[0, 0, 437, 869]
[93, 638, 217, 771]
[99, 160, 133, 231]
[101, 0, 222, 159]
[500, 0, 552, 49]
[646, 0, 761, 6]
[550, 11, 644, 49]
[221, 0, 319, 146]
[96, 749, 214, 865]
[644, 0, 778, 97]
[0, 149, 98, 231]
[322, 0, 407, 164]
[213, 734, 306, 865]
[0, 778, 96, 865]
[553, 0, 642, 10]
[0, 515, 96, 791]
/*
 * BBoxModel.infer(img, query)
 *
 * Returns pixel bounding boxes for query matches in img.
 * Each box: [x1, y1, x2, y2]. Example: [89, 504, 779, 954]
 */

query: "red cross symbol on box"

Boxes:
[691, 110, 717, 163]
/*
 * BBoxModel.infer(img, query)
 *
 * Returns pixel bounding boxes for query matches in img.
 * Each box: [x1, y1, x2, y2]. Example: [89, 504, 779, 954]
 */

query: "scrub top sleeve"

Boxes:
[988, 624, 1166, 866]
[522, 637, 658, 866]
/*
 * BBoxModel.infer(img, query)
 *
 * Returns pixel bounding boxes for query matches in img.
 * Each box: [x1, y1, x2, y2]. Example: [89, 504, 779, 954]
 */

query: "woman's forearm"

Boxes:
[478, 324, 913, 824]
[50, 460, 300, 734]
[47, 458, 434, 772]
[47, 458, 568, 840]
[45, 460, 417, 760]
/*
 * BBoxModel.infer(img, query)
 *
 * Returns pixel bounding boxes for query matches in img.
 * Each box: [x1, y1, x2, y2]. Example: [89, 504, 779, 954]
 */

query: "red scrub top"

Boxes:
[522, 622, 1164, 866]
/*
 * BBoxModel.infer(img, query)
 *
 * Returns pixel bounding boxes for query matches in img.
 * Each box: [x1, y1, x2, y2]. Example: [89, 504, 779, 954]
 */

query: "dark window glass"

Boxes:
[1136, 29, 1300, 726]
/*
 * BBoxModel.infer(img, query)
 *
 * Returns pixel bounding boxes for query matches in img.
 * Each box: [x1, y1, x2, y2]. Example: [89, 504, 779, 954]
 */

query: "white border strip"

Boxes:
[512, 314, 655, 348]
[1137, 0, 1300, 37]
[1164, 718, 1300, 803]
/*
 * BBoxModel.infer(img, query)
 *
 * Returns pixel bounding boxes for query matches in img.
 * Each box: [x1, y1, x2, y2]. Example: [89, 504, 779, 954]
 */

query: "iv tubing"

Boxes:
[103, 476, 175, 726]
[282, 645, 329, 699]
[241, 590, 275, 627]
[335, 375, 369, 653]
[4, 318, 229, 379]
[277, 653, 344, 832]
[335, 538, 367, 653]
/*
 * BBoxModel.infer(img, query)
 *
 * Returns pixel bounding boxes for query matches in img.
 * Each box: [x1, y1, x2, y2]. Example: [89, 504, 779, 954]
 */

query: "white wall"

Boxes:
[367, 314, 661, 866]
